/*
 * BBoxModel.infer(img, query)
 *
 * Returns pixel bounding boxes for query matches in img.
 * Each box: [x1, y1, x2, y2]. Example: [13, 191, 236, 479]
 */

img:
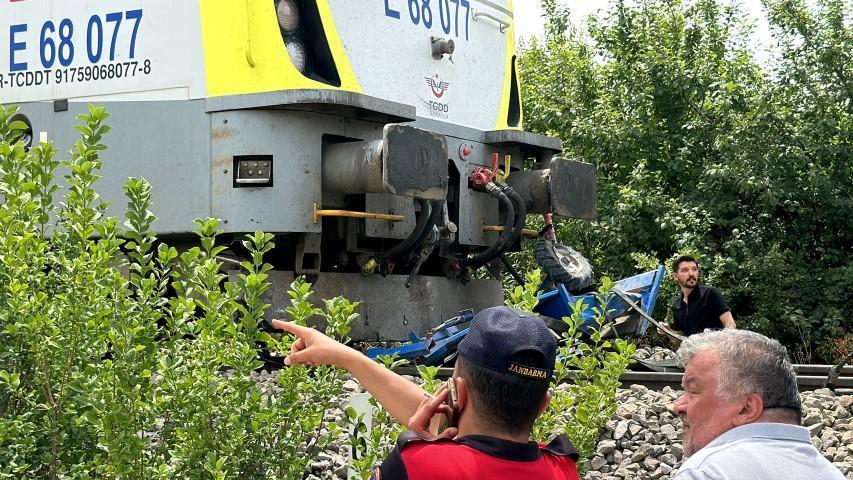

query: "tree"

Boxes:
[519, 0, 851, 362]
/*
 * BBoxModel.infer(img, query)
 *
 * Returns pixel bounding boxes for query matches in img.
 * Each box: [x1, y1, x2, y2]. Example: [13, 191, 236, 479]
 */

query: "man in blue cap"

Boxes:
[274, 306, 580, 480]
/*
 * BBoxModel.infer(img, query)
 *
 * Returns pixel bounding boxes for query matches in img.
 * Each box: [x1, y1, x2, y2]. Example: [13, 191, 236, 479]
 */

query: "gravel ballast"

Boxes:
[583, 385, 852, 480]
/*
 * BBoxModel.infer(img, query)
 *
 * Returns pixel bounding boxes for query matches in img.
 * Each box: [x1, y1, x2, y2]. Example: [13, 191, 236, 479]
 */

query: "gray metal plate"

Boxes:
[365, 193, 416, 239]
[383, 124, 448, 199]
[205, 90, 415, 124]
[459, 190, 499, 247]
[14, 100, 212, 235]
[210, 110, 324, 233]
[551, 158, 597, 220]
[260, 271, 503, 341]
[484, 129, 563, 152]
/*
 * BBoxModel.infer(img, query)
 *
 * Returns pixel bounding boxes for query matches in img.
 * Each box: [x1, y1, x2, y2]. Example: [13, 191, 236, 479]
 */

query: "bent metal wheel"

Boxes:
[533, 239, 595, 293]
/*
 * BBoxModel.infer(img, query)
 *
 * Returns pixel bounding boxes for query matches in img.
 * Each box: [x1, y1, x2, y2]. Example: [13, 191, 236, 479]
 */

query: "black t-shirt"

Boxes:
[671, 286, 730, 336]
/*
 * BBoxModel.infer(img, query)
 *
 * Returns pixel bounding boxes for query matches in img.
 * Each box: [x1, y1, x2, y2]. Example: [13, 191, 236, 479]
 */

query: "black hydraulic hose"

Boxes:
[499, 253, 525, 285]
[502, 184, 527, 247]
[464, 183, 515, 270]
[378, 198, 431, 263]
[466, 183, 526, 271]
[397, 199, 444, 262]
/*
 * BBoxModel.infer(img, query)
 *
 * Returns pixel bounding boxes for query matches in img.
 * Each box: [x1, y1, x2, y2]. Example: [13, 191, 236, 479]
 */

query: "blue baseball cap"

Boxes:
[457, 306, 557, 381]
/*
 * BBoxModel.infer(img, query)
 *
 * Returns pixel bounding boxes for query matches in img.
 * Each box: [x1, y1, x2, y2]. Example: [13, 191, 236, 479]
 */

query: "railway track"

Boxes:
[394, 364, 853, 393]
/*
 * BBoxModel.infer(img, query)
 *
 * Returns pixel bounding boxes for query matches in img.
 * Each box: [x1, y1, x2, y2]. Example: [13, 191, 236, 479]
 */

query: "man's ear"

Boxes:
[536, 389, 552, 417]
[732, 392, 764, 426]
[455, 377, 468, 413]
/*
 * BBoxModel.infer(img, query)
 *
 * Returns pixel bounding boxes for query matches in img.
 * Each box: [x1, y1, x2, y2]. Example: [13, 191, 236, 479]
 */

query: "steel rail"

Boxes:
[393, 365, 853, 392]
[794, 364, 853, 375]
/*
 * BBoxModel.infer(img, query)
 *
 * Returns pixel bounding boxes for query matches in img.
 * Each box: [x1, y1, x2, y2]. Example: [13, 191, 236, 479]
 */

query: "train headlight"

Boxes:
[285, 38, 307, 73]
[9, 113, 33, 149]
[276, 0, 299, 33]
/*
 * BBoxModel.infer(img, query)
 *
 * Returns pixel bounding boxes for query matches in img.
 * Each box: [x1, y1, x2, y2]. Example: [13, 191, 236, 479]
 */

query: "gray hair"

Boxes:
[676, 330, 801, 420]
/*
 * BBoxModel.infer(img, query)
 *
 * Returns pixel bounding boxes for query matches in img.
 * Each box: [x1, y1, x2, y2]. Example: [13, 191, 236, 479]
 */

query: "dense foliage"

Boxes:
[519, 0, 851, 362]
[0, 105, 358, 479]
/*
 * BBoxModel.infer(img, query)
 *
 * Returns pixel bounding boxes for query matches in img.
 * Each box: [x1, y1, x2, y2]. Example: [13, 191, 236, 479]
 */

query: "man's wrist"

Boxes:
[335, 345, 364, 370]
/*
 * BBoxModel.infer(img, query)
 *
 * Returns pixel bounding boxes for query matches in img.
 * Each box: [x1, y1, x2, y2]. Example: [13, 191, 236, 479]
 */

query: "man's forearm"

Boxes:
[720, 311, 736, 329]
[339, 349, 427, 425]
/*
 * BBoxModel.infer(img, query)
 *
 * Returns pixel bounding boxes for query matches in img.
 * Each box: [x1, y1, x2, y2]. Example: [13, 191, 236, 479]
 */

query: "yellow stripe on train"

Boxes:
[198, 0, 361, 97]
[495, 0, 523, 131]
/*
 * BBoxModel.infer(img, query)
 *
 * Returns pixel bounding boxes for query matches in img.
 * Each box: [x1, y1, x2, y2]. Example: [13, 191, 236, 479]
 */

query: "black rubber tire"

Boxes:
[534, 240, 595, 292]
[541, 314, 570, 338]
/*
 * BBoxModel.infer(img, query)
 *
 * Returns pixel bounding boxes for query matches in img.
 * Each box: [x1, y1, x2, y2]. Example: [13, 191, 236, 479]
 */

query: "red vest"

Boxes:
[372, 431, 580, 480]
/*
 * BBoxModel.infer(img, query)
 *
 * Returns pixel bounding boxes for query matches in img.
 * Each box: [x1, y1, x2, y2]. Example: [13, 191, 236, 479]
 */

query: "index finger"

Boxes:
[426, 387, 449, 407]
[272, 320, 312, 337]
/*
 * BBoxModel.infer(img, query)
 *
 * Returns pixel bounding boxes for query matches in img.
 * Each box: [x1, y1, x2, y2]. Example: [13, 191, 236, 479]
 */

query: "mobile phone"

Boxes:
[444, 378, 458, 428]
[446, 378, 458, 409]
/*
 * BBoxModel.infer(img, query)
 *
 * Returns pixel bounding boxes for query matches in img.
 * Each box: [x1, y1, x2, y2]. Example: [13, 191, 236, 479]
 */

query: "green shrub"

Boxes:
[0, 104, 356, 479]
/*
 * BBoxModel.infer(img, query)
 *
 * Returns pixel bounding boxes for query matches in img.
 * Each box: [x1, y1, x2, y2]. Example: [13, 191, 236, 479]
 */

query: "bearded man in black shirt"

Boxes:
[658, 255, 736, 343]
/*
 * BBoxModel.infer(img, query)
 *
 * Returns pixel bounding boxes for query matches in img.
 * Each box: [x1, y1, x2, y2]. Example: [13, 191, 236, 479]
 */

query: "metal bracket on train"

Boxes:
[322, 124, 448, 199]
[506, 157, 597, 220]
[366, 309, 475, 366]
[295, 233, 322, 275]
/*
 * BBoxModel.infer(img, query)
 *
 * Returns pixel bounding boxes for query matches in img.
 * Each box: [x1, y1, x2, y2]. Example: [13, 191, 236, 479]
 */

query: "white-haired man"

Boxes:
[673, 329, 843, 479]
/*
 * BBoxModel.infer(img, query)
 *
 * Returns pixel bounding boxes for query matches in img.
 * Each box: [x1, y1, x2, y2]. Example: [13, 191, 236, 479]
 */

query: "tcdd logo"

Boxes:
[428, 101, 449, 113]
[424, 73, 450, 98]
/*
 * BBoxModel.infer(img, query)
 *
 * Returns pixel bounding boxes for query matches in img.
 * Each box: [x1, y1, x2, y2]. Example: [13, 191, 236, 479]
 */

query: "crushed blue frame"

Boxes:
[534, 265, 666, 335]
[366, 311, 474, 362]
[365, 266, 666, 363]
